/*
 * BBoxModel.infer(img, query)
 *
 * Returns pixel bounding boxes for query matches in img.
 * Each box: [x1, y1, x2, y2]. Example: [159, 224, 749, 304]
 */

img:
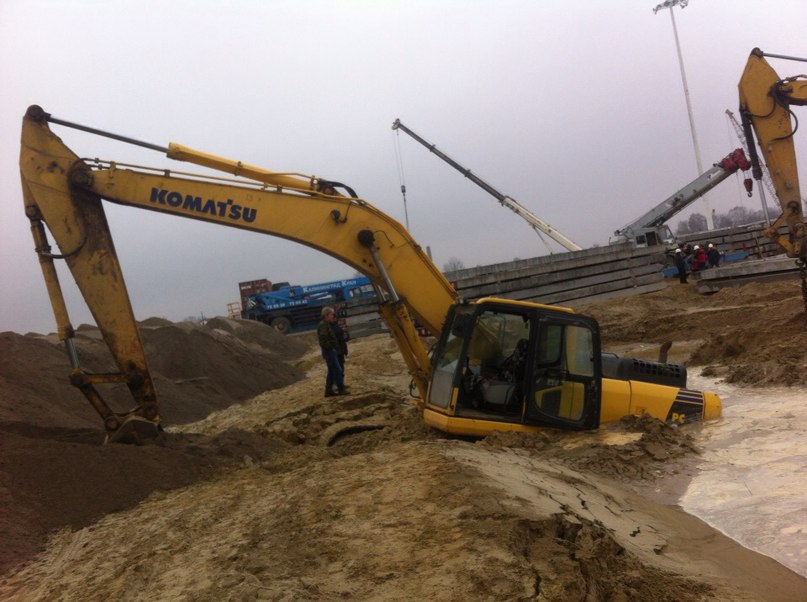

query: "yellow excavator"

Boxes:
[739, 48, 807, 275]
[20, 106, 722, 444]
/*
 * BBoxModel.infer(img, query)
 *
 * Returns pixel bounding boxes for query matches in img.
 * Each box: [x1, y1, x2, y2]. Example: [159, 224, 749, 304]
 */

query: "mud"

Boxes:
[1, 280, 806, 601]
[580, 278, 807, 386]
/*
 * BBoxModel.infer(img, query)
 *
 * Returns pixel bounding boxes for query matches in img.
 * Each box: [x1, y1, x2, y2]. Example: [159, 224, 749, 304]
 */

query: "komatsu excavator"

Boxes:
[20, 106, 721, 444]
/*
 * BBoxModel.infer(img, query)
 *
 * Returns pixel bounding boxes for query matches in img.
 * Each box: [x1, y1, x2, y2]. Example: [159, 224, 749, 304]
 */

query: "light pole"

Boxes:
[653, 0, 714, 230]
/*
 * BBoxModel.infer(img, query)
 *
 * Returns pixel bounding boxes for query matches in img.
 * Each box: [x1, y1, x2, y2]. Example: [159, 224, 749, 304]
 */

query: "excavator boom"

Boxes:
[738, 48, 807, 259]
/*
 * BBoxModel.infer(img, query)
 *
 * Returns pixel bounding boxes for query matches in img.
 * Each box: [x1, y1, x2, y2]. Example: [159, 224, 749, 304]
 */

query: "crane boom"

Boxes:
[391, 119, 582, 252]
[726, 109, 778, 203]
[613, 149, 751, 245]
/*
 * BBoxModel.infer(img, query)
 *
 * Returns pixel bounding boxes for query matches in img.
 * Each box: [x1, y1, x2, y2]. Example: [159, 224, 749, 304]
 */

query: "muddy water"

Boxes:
[682, 375, 807, 577]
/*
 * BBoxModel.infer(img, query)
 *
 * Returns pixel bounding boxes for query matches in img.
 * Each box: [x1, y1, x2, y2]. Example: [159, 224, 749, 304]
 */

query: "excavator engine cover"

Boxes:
[601, 352, 687, 389]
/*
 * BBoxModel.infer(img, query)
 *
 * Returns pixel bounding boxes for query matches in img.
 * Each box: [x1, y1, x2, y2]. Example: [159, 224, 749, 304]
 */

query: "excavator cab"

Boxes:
[423, 300, 602, 436]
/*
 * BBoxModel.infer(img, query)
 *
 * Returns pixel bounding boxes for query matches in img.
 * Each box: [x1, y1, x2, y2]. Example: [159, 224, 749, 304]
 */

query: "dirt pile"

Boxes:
[484, 413, 701, 484]
[0, 317, 307, 575]
[1, 441, 721, 602]
[580, 278, 807, 386]
[0, 317, 307, 428]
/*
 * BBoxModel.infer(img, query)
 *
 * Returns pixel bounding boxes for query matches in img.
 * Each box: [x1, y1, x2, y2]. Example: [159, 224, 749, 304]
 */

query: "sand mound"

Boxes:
[0, 317, 307, 429]
[0, 317, 307, 574]
[580, 279, 807, 385]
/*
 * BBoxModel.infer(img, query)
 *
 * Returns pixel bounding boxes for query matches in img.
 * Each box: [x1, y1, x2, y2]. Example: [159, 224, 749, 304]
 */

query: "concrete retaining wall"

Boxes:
[344, 221, 797, 339]
[677, 221, 786, 259]
[344, 243, 667, 339]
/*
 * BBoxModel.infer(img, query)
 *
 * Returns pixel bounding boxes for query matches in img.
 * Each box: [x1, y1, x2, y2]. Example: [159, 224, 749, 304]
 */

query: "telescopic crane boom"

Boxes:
[391, 119, 583, 253]
[612, 148, 751, 246]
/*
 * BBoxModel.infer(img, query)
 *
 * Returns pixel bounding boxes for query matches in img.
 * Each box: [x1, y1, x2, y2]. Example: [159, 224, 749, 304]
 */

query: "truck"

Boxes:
[20, 106, 724, 444]
[612, 148, 752, 248]
[242, 276, 376, 333]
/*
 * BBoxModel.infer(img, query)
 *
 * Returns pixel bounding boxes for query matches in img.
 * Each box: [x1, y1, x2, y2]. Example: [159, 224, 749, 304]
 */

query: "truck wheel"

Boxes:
[270, 316, 292, 334]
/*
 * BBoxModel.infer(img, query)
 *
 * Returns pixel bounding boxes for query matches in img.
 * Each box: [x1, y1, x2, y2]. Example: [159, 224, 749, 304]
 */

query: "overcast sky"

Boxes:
[2, 0, 805, 334]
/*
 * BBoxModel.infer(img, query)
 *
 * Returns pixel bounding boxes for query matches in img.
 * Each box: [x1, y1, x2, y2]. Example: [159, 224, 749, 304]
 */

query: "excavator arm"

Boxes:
[20, 106, 456, 442]
[738, 48, 807, 259]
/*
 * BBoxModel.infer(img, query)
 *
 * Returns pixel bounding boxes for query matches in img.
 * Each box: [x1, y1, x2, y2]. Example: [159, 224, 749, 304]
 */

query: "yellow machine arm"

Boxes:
[738, 48, 807, 259]
[20, 106, 456, 441]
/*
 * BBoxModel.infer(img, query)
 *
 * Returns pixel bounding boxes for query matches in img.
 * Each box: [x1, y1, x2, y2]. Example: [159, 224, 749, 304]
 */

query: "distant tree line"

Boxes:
[442, 257, 466, 272]
[674, 204, 777, 235]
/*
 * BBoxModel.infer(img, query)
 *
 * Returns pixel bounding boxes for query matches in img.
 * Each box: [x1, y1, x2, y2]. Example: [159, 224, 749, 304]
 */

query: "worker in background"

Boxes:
[318, 307, 347, 397]
[707, 243, 721, 268]
[690, 245, 708, 272]
[674, 248, 688, 284]
[683, 243, 694, 270]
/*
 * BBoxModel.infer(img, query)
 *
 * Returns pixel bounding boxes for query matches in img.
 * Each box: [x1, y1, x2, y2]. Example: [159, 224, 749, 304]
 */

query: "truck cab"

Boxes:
[632, 224, 675, 249]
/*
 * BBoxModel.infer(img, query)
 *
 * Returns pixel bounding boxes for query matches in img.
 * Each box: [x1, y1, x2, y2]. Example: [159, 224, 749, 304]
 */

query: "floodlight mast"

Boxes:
[391, 119, 583, 253]
[652, 0, 688, 13]
[653, 0, 714, 230]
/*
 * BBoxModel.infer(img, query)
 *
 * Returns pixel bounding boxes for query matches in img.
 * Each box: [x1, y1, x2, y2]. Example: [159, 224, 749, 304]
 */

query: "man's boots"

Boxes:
[324, 387, 335, 398]
[337, 385, 349, 395]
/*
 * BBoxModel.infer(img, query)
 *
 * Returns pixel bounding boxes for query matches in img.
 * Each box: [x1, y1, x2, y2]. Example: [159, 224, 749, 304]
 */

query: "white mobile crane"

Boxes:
[612, 148, 752, 247]
[391, 119, 583, 253]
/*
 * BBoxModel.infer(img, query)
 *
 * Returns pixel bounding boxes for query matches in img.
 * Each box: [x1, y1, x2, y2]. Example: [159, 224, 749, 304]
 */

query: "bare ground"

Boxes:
[1, 279, 806, 601]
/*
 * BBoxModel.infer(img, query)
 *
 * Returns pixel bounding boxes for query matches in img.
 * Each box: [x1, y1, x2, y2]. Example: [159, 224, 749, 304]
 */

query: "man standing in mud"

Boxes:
[318, 307, 347, 397]
[330, 313, 348, 382]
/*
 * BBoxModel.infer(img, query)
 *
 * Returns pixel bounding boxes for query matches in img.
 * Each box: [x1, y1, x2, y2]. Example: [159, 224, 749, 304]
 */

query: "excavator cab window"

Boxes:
[455, 309, 530, 416]
[428, 302, 602, 430]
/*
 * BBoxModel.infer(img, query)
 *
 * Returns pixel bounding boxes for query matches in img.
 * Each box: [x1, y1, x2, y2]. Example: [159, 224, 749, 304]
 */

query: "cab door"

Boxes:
[425, 303, 476, 412]
[524, 315, 602, 430]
